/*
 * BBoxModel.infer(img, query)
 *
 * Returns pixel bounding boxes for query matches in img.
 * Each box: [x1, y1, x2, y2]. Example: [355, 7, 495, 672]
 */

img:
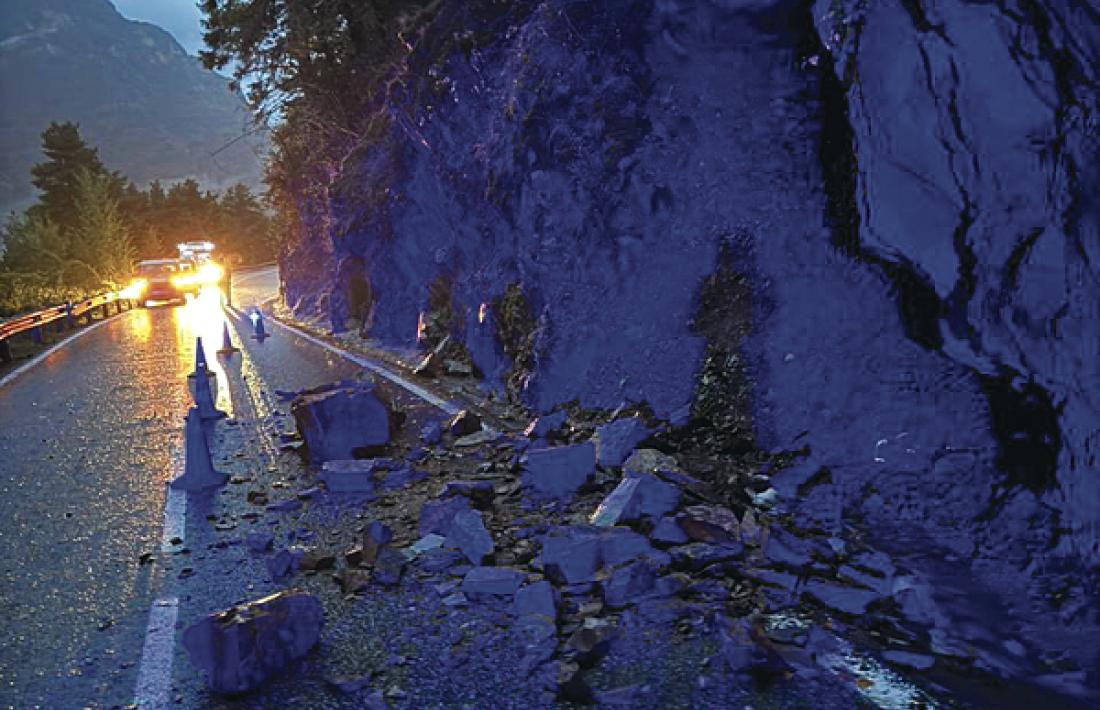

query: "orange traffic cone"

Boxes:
[193, 361, 225, 420]
[217, 322, 239, 356]
[170, 407, 227, 491]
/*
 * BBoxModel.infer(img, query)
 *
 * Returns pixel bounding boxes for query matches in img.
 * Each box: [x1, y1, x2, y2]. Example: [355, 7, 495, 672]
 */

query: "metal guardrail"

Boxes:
[0, 290, 136, 363]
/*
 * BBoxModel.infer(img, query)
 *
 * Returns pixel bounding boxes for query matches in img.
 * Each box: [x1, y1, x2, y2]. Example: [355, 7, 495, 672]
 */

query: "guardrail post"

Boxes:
[0, 339, 11, 364]
[65, 302, 75, 329]
[31, 324, 43, 345]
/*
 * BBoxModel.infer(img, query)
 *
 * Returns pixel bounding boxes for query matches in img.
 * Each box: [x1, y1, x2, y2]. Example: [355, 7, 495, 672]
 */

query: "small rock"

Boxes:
[601, 527, 665, 567]
[244, 533, 273, 554]
[299, 549, 336, 572]
[514, 580, 557, 619]
[441, 592, 468, 607]
[540, 528, 602, 584]
[420, 420, 442, 445]
[803, 579, 881, 615]
[418, 496, 471, 536]
[670, 543, 742, 572]
[327, 673, 373, 694]
[338, 569, 372, 594]
[556, 661, 594, 703]
[247, 490, 269, 505]
[461, 566, 524, 598]
[372, 547, 406, 586]
[344, 546, 365, 567]
[442, 480, 495, 508]
[650, 516, 689, 545]
[362, 520, 394, 565]
[523, 442, 596, 502]
[266, 548, 302, 580]
[590, 472, 679, 527]
[603, 560, 659, 609]
[320, 460, 379, 494]
[138, 552, 155, 566]
[448, 410, 482, 437]
[180, 591, 324, 694]
[443, 359, 473, 376]
[567, 618, 619, 668]
[677, 505, 740, 545]
[594, 417, 652, 467]
[524, 410, 567, 440]
[377, 466, 426, 491]
[446, 509, 494, 565]
[405, 533, 446, 558]
[266, 499, 302, 513]
[454, 429, 498, 448]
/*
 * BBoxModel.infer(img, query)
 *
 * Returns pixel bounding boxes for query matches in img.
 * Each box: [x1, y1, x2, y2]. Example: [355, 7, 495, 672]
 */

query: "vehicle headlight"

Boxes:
[198, 262, 224, 284]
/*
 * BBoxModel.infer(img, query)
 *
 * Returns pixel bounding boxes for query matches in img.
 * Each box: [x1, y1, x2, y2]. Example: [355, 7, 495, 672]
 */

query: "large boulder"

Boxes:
[181, 591, 324, 694]
[522, 442, 596, 502]
[291, 383, 392, 462]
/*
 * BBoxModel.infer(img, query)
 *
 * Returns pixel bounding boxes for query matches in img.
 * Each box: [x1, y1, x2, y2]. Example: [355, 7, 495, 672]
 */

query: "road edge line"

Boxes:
[226, 306, 462, 416]
[132, 596, 180, 710]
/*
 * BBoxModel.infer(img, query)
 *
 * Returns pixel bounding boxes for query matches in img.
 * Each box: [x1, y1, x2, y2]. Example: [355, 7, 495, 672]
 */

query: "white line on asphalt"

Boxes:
[0, 317, 114, 390]
[133, 596, 179, 710]
[160, 485, 187, 553]
[227, 306, 462, 416]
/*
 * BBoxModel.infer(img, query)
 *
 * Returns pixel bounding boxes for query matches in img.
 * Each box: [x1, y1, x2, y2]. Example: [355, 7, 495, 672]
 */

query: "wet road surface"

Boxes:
[0, 273, 376, 708]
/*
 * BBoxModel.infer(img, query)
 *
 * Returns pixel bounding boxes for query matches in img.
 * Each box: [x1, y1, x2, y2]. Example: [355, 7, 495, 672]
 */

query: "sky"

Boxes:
[111, 0, 206, 57]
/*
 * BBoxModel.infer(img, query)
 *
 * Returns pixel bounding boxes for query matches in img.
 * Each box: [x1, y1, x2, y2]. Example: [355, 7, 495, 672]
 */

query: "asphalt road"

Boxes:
[0, 270, 368, 708]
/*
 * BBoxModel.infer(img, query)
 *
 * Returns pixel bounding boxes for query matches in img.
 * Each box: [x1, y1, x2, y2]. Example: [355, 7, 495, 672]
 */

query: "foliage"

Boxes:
[199, 1, 443, 255]
[28, 122, 122, 233]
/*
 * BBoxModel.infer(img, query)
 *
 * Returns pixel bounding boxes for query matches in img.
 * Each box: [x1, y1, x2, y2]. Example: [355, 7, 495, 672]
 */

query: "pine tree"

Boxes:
[28, 122, 115, 232]
[69, 169, 133, 287]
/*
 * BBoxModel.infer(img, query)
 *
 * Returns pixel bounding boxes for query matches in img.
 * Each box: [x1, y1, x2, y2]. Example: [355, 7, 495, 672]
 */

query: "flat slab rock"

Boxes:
[461, 566, 524, 598]
[181, 591, 324, 694]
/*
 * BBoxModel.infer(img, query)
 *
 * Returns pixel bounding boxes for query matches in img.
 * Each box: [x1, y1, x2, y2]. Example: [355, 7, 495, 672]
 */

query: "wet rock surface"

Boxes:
[291, 383, 392, 462]
[181, 591, 324, 694]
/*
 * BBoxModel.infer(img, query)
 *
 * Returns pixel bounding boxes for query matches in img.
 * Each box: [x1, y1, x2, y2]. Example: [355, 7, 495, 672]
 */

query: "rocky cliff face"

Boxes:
[0, 0, 264, 212]
[281, 0, 1098, 695]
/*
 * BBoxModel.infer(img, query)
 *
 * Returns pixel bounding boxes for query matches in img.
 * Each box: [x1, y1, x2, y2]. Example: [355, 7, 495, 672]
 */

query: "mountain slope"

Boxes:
[0, 0, 264, 212]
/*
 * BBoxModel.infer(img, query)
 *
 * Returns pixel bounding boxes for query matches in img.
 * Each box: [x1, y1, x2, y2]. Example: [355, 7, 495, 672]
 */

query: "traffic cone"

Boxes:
[251, 309, 268, 341]
[217, 322, 239, 356]
[170, 407, 227, 491]
[193, 361, 225, 420]
[193, 336, 209, 374]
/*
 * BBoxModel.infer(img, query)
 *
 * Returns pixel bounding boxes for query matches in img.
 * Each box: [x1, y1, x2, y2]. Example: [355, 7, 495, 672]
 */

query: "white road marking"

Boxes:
[0, 317, 114, 389]
[160, 485, 187, 553]
[133, 596, 179, 710]
[227, 306, 462, 416]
